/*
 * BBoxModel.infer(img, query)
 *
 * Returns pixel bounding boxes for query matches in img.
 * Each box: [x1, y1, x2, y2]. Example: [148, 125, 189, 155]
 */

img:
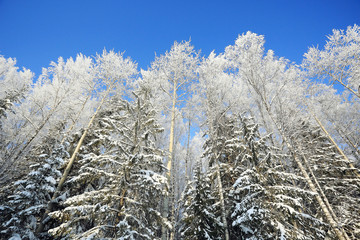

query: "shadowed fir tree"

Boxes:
[0, 143, 68, 240]
[180, 160, 223, 240]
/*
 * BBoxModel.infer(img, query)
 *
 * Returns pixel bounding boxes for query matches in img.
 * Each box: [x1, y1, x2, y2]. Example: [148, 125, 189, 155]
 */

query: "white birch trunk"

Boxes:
[36, 84, 113, 233]
[310, 111, 360, 178]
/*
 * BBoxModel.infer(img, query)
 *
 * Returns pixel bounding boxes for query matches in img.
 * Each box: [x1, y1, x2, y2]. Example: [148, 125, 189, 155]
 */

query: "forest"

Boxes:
[0, 25, 359, 240]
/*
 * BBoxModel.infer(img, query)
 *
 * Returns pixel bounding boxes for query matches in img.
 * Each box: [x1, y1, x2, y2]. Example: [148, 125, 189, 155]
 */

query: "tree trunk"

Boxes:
[185, 119, 191, 181]
[265, 111, 347, 240]
[36, 84, 113, 234]
[163, 82, 177, 240]
[299, 151, 351, 240]
[310, 111, 360, 178]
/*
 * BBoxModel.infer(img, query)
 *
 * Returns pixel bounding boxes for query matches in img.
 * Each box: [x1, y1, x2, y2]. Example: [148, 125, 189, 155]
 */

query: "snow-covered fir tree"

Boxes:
[48, 87, 168, 239]
[0, 142, 68, 239]
[180, 160, 223, 240]
[291, 120, 360, 239]
[231, 116, 331, 240]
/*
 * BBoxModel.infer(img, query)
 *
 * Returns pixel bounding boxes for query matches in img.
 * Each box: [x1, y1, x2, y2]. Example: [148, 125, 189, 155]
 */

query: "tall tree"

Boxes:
[48, 87, 167, 239]
[141, 40, 199, 239]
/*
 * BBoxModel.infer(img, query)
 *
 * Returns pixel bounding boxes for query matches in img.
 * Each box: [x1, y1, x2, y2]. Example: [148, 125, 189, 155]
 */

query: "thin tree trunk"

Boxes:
[324, 69, 360, 98]
[36, 84, 113, 234]
[310, 111, 360, 178]
[163, 82, 177, 240]
[167, 82, 177, 177]
[337, 80, 360, 98]
[265, 111, 347, 240]
[185, 119, 191, 181]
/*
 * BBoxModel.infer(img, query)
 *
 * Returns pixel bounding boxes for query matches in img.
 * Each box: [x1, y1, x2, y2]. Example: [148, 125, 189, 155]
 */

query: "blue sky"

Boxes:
[0, 0, 359, 77]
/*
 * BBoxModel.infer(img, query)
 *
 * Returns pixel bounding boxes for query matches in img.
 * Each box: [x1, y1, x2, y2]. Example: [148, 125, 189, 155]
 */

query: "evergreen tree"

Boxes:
[0, 143, 68, 239]
[48, 88, 168, 239]
[292, 120, 360, 239]
[230, 115, 328, 240]
[180, 160, 223, 240]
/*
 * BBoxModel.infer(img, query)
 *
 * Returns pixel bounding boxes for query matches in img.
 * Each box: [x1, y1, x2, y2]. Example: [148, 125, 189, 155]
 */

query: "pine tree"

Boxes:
[0, 143, 68, 239]
[48, 89, 168, 239]
[292, 120, 360, 239]
[229, 115, 329, 240]
[180, 160, 223, 240]
[202, 112, 242, 240]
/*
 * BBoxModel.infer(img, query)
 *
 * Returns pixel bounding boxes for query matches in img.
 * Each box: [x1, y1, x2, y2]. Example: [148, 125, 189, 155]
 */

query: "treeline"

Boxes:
[0, 25, 359, 240]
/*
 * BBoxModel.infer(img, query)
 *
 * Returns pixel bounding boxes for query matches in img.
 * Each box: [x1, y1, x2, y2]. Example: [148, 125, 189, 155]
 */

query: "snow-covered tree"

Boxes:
[291, 120, 360, 239]
[180, 160, 223, 240]
[303, 24, 360, 98]
[229, 115, 327, 240]
[0, 143, 68, 239]
[48, 87, 167, 239]
[141, 40, 199, 239]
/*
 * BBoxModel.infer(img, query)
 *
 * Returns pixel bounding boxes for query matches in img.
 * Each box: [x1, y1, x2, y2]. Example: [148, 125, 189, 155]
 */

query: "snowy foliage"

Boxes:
[303, 24, 360, 97]
[0, 143, 68, 239]
[0, 25, 359, 240]
[48, 88, 167, 239]
[180, 161, 223, 240]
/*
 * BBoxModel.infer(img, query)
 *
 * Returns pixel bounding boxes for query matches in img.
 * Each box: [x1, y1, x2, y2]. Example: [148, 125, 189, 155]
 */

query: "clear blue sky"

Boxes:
[0, 0, 359, 77]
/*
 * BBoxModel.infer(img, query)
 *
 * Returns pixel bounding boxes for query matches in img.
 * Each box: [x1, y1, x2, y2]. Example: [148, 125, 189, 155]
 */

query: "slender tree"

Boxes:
[141, 40, 199, 239]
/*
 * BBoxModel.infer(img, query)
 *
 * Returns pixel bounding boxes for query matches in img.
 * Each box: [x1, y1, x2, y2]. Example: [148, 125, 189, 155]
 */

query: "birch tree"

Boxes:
[0, 54, 96, 185]
[141, 40, 199, 239]
[303, 24, 360, 98]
